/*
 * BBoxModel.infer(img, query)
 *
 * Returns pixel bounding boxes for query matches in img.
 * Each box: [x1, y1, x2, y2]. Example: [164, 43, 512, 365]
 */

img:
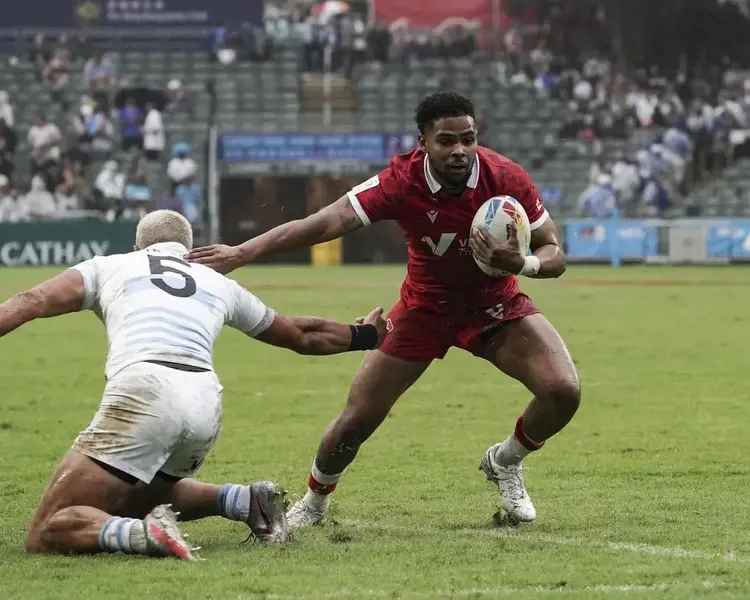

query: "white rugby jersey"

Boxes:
[72, 241, 274, 379]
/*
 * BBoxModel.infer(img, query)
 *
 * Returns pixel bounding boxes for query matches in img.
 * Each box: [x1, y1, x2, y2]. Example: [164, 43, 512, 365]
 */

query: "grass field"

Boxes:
[1, 265, 750, 599]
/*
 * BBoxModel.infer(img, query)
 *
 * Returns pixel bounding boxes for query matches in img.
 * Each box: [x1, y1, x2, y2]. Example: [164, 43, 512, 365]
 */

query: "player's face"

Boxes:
[420, 116, 478, 187]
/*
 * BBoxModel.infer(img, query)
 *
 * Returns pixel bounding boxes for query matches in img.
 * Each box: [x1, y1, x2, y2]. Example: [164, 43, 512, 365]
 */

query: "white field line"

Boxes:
[338, 518, 748, 564]
[239, 580, 722, 599]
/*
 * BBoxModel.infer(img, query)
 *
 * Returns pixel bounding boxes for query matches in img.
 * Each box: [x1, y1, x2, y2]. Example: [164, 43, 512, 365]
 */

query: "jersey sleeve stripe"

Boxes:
[247, 307, 276, 337]
[346, 191, 371, 226]
[529, 209, 550, 231]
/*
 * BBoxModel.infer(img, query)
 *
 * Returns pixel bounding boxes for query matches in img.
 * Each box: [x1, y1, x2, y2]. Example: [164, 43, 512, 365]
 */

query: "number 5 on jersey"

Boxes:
[148, 255, 197, 298]
[422, 233, 457, 256]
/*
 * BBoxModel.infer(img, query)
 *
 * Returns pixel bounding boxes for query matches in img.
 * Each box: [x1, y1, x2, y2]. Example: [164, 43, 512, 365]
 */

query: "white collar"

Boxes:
[145, 241, 189, 256]
[423, 153, 480, 194]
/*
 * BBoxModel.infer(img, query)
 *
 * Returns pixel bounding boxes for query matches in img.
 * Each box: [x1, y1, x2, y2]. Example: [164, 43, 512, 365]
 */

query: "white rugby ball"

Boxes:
[471, 196, 532, 277]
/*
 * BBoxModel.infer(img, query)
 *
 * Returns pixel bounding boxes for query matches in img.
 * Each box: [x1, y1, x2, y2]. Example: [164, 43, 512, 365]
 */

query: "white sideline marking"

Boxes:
[338, 519, 747, 564]
[240, 580, 721, 599]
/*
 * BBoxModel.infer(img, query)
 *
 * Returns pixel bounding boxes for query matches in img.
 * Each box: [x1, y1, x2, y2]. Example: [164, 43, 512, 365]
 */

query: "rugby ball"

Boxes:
[471, 196, 531, 277]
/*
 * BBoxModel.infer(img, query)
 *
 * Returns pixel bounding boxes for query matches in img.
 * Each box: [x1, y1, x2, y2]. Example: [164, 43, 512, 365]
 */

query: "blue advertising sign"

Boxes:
[218, 133, 418, 163]
[706, 221, 750, 258]
[0, 0, 263, 28]
[565, 220, 660, 260]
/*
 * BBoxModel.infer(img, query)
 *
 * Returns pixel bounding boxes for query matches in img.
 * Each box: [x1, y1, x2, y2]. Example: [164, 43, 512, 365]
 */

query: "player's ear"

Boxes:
[418, 134, 427, 151]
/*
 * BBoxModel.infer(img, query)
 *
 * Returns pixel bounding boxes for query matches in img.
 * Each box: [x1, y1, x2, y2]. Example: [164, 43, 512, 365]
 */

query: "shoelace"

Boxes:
[495, 465, 529, 502]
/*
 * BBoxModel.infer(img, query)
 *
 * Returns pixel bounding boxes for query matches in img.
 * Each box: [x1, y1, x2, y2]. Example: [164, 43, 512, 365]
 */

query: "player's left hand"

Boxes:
[469, 225, 525, 274]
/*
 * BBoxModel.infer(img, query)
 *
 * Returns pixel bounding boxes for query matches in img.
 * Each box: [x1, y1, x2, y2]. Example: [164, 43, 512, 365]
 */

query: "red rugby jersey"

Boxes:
[347, 146, 549, 313]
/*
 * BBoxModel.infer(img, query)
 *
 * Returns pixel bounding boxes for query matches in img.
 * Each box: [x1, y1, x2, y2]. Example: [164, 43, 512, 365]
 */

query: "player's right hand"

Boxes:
[185, 244, 244, 274]
[356, 307, 388, 348]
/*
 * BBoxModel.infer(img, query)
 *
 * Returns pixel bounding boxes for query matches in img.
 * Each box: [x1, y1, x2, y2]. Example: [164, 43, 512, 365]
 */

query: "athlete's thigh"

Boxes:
[482, 313, 578, 396]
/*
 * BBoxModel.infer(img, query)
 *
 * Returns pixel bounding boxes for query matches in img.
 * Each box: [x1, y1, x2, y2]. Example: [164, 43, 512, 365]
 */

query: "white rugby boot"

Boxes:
[144, 504, 199, 561]
[479, 448, 537, 523]
[246, 481, 291, 544]
[286, 492, 330, 529]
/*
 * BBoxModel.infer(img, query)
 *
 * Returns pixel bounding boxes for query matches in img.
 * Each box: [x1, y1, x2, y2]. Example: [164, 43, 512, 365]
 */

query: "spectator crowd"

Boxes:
[0, 32, 202, 225]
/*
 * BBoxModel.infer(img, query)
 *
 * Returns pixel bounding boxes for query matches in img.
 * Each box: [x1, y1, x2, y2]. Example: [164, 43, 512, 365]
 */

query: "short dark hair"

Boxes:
[415, 92, 475, 134]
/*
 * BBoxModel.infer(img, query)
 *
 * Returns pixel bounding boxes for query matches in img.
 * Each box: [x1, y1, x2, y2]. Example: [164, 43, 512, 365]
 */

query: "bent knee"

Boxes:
[545, 378, 581, 414]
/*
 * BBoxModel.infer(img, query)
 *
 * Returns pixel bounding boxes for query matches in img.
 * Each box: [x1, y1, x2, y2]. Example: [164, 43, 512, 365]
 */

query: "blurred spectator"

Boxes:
[116, 98, 143, 152]
[142, 102, 165, 162]
[578, 174, 618, 217]
[56, 160, 84, 212]
[161, 190, 184, 215]
[210, 25, 239, 65]
[0, 175, 18, 222]
[0, 147, 14, 187]
[123, 154, 152, 219]
[94, 160, 125, 217]
[366, 20, 391, 63]
[241, 21, 271, 62]
[175, 181, 201, 224]
[0, 91, 14, 128]
[55, 165, 80, 215]
[530, 39, 553, 76]
[43, 48, 70, 110]
[0, 117, 17, 156]
[29, 33, 51, 80]
[70, 32, 94, 62]
[20, 175, 57, 220]
[165, 79, 191, 115]
[27, 112, 62, 175]
[167, 143, 198, 192]
[84, 53, 117, 89]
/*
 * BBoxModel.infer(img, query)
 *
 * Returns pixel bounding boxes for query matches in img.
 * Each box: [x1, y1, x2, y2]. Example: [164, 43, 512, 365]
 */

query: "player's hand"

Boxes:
[469, 225, 525, 274]
[357, 307, 388, 348]
[185, 244, 244, 274]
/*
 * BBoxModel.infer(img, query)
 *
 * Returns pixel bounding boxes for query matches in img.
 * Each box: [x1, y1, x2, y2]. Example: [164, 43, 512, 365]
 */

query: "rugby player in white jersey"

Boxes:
[0, 210, 387, 561]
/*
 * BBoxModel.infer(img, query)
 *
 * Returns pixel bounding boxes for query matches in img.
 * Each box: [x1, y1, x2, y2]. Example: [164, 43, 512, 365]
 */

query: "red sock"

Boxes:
[308, 473, 338, 495]
[515, 416, 545, 451]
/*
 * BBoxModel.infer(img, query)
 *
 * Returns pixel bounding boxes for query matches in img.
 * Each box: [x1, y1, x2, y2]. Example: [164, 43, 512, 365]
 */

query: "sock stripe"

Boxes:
[217, 484, 230, 515]
[515, 416, 545, 451]
[99, 517, 117, 551]
[308, 473, 337, 495]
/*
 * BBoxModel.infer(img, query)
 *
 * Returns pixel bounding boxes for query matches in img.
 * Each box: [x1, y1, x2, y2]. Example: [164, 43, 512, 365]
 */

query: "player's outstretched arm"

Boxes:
[255, 307, 387, 356]
[0, 270, 85, 338]
[186, 195, 364, 274]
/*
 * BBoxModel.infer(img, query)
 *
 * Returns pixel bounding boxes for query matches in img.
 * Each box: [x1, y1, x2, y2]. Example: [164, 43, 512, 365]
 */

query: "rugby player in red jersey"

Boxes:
[187, 92, 580, 526]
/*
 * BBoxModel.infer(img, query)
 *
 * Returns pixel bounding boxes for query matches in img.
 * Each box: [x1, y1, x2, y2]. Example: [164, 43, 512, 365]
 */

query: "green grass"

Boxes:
[2, 265, 750, 599]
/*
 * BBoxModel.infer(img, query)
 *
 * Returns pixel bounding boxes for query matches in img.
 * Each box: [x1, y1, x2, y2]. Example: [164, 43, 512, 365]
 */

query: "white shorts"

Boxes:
[73, 361, 223, 484]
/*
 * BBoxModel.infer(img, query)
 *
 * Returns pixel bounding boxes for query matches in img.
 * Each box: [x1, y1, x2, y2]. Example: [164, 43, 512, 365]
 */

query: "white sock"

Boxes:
[99, 517, 147, 554]
[302, 488, 331, 511]
[217, 483, 252, 521]
[305, 462, 344, 511]
[491, 434, 532, 466]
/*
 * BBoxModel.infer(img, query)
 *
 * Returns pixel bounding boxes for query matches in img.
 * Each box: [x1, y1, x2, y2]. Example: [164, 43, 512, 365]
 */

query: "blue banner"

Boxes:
[0, 0, 263, 28]
[217, 133, 418, 163]
[706, 221, 750, 258]
[565, 220, 660, 260]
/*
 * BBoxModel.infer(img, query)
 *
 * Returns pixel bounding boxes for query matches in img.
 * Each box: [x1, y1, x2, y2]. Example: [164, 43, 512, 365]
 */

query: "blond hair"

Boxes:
[135, 210, 193, 250]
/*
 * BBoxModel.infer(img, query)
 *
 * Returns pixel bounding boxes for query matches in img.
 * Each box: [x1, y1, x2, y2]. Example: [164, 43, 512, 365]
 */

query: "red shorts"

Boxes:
[378, 293, 539, 362]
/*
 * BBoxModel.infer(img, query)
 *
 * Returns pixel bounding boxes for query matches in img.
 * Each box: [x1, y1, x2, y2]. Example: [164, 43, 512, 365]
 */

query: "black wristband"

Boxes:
[348, 324, 378, 351]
